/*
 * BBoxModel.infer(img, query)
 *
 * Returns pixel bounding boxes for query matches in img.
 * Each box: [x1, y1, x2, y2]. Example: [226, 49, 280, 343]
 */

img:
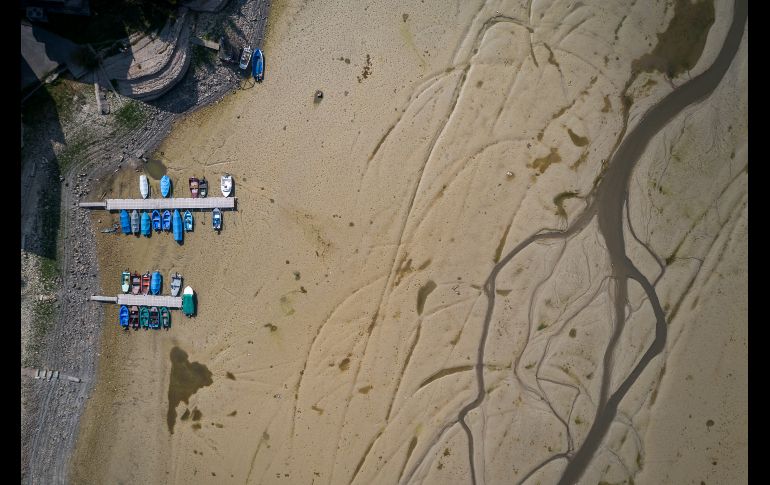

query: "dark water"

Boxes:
[144, 158, 167, 180]
[166, 347, 213, 433]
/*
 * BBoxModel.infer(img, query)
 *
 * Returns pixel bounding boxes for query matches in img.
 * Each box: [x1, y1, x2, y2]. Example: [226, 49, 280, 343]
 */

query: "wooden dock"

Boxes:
[91, 294, 183, 308]
[79, 197, 236, 211]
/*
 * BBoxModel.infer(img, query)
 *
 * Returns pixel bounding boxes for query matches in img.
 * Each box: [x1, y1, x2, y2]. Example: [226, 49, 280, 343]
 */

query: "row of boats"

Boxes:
[119, 305, 170, 329]
[119, 208, 222, 238]
[139, 174, 233, 199]
[120, 270, 181, 295]
[239, 47, 265, 81]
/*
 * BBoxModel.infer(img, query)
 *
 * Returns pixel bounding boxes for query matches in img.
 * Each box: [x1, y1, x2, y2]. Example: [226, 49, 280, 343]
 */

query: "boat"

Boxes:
[121, 270, 130, 293]
[160, 175, 171, 198]
[131, 272, 141, 294]
[141, 211, 151, 237]
[199, 178, 208, 198]
[170, 272, 182, 297]
[221, 174, 233, 197]
[239, 45, 252, 69]
[212, 208, 222, 232]
[150, 271, 162, 295]
[189, 177, 200, 198]
[162, 210, 172, 231]
[131, 210, 140, 234]
[184, 210, 193, 232]
[130, 305, 140, 329]
[182, 286, 195, 317]
[149, 306, 160, 329]
[252, 48, 264, 81]
[173, 209, 183, 242]
[140, 174, 149, 198]
[119, 305, 129, 328]
[152, 210, 162, 232]
[161, 306, 170, 329]
[139, 306, 150, 329]
[141, 272, 151, 295]
[120, 210, 131, 234]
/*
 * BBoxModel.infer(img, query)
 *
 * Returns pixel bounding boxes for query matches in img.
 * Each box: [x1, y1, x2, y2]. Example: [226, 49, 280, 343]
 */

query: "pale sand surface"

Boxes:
[72, 0, 746, 483]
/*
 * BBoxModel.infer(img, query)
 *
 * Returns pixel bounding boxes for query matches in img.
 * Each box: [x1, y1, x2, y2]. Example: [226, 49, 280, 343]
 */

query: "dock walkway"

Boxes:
[91, 294, 183, 308]
[79, 197, 236, 211]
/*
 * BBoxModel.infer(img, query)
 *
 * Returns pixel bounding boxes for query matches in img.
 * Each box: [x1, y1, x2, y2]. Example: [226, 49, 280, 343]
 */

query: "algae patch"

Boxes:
[416, 280, 437, 315]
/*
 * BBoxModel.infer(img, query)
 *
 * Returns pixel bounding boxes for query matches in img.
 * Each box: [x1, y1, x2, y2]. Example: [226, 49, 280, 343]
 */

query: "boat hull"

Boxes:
[120, 210, 131, 234]
[160, 175, 171, 198]
[184, 211, 194, 232]
[141, 212, 151, 236]
[150, 271, 162, 295]
[131, 210, 140, 234]
[140, 175, 149, 198]
[162, 210, 172, 231]
[173, 210, 183, 242]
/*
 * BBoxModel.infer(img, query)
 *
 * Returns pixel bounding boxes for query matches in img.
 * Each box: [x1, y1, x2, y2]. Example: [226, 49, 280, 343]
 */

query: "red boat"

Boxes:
[141, 272, 151, 295]
[129, 306, 140, 329]
[189, 177, 200, 198]
[131, 272, 141, 295]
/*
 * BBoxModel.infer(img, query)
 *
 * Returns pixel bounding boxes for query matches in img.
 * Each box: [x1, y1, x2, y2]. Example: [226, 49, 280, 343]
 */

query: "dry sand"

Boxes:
[72, 0, 747, 483]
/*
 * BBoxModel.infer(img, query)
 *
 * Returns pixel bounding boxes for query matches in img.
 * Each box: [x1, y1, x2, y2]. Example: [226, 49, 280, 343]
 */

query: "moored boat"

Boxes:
[119, 305, 129, 328]
[212, 208, 222, 232]
[161, 306, 170, 329]
[120, 210, 131, 234]
[141, 272, 151, 295]
[149, 306, 160, 329]
[130, 305, 140, 329]
[162, 210, 172, 231]
[150, 271, 162, 295]
[160, 175, 171, 198]
[141, 211, 151, 237]
[121, 270, 130, 293]
[199, 178, 208, 198]
[170, 272, 182, 297]
[239, 46, 252, 70]
[131, 272, 141, 294]
[189, 177, 200, 198]
[173, 209, 183, 242]
[220, 174, 232, 197]
[182, 286, 195, 317]
[252, 48, 264, 81]
[152, 210, 162, 232]
[139, 306, 150, 329]
[131, 210, 140, 234]
[140, 174, 149, 198]
[184, 210, 193, 232]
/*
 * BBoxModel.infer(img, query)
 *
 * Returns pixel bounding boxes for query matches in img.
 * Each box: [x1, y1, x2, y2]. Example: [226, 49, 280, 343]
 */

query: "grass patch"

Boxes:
[114, 100, 147, 131]
[191, 45, 218, 70]
[57, 132, 92, 172]
[25, 298, 57, 368]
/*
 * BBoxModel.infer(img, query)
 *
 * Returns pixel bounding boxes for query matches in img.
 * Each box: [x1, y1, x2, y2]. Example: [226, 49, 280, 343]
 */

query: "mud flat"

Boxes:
[72, 0, 746, 483]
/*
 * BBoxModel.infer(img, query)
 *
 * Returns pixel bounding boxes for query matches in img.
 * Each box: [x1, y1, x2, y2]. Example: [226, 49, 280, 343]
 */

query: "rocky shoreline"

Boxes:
[20, 1, 271, 482]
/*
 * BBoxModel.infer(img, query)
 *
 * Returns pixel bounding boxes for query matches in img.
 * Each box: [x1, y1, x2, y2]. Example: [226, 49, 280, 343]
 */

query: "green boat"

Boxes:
[139, 306, 150, 329]
[161, 306, 171, 329]
[182, 286, 195, 317]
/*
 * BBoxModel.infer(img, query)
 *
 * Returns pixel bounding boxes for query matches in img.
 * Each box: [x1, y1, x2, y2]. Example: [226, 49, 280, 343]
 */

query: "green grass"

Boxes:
[114, 100, 147, 131]
[57, 132, 92, 172]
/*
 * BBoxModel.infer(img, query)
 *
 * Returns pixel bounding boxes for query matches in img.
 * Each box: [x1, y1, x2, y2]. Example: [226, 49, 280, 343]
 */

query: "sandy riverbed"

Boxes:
[71, 0, 747, 483]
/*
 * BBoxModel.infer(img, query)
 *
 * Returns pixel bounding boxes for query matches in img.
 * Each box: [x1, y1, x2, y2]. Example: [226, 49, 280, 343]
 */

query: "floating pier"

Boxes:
[79, 197, 236, 211]
[91, 294, 183, 308]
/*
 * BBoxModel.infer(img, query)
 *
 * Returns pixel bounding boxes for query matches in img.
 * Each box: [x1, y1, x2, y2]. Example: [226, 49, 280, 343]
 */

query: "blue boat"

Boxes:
[120, 210, 131, 234]
[212, 208, 222, 232]
[173, 209, 183, 242]
[162, 210, 172, 231]
[150, 271, 162, 295]
[141, 212, 151, 236]
[119, 305, 129, 328]
[252, 48, 264, 81]
[160, 175, 171, 198]
[152, 210, 162, 232]
[184, 210, 193, 232]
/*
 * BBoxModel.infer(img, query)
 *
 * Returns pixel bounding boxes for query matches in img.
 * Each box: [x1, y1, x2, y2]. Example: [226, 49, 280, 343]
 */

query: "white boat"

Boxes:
[139, 175, 149, 199]
[221, 174, 233, 197]
[170, 272, 182, 297]
[239, 46, 252, 70]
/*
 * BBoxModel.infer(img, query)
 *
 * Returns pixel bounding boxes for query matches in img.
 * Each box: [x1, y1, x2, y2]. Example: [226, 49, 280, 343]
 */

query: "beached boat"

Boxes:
[212, 208, 222, 231]
[189, 177, 200, 198]
[161, 306, 170, 329]
[140, 174, 149, 198]
[221, 174, 233, 197]
[141, 272, 150, 295]
[160, 175, 171, 198]
[252, 48, 264, 81]
[152, 210, 162, 232]
[184, 210, 193, 232]
[150, 271, 162, 295]
[141, 211, 151, 237]
[131, 210, 140, 234]
[130, 305, 140, 329]
[239, 46, 252, 69]
[131, 272, 141, 294]
[139, 306, 150, 329]
[162, 210, 172, 231]
[120, 210, 131, 234]
[182, 286, 195, 317]
[121, 270, 130, 293]
[173, 209, 183, 242]
[119, 305, 129, 328]
[199, 178, 208, 198]
[149, 306, 160, 329]
[170, 272, 182, 297]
